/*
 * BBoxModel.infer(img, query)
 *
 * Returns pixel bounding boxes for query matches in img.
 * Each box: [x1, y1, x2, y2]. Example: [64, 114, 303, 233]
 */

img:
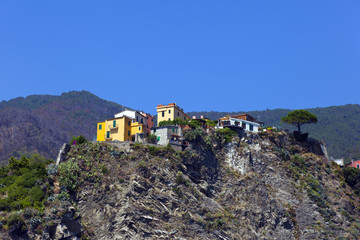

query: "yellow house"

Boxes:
[156, 103, 190, 125]
[97, 122, 105, 141]
[131, 122, 146, 141]
[96, 116, 146, 142]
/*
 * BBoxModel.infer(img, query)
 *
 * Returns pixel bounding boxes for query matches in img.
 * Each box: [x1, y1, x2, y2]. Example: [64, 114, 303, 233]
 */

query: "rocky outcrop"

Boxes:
[14, 130, 360, 239]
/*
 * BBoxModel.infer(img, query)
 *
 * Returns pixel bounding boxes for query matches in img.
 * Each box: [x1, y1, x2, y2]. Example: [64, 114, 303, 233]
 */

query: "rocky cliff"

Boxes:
[2, 129, 360, 239]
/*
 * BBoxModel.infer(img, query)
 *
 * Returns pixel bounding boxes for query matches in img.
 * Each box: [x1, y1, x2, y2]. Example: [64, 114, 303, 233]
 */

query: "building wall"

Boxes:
[150, 126, 182, 146]
[156, 103, 189, 125]
[104, 117, 132, 142]
[347, 160, 360, 169]
[97, 122, 105, 141]
[131, 122, 146, 136]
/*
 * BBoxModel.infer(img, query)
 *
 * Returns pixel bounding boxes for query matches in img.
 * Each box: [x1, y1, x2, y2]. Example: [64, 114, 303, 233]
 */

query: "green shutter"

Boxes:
[106, 131, 110, 138]
[99, 124, 102, 130]
[113, 120, 116, 127]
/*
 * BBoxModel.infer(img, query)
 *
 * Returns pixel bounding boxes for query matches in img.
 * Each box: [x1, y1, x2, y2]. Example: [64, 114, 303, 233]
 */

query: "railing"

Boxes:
[108, 124, 118, 129]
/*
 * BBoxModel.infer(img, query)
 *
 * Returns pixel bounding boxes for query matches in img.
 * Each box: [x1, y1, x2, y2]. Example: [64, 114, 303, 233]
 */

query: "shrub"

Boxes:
[342, 167, 360, 187]
[147, 134, 157, 144]
[58, 160, 80, 193]
[6, 213, 25, 227]
[69, 135, 87, 146]
[29, 186, 45, 203]
[215, 128, 237, 144]
[185, 128, 205, 142]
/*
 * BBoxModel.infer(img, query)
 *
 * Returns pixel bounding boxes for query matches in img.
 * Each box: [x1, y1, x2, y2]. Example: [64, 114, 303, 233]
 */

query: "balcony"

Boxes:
[108, 124, 118, 129]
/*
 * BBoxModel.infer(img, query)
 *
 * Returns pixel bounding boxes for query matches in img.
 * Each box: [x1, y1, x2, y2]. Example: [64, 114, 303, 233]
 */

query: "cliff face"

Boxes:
[5, 130, 360, 239]
[57, 130, 359, 240]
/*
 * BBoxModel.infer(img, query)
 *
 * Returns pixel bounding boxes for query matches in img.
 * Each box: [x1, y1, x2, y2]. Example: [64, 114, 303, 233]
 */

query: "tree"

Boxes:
[281, 110, 318, 133]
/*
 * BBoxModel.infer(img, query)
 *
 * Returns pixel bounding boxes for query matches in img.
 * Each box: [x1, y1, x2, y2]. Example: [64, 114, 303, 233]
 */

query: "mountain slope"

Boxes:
[188, 104, 360, 159]
[3, 130, 360, 239]
[0, 91, 128, 163]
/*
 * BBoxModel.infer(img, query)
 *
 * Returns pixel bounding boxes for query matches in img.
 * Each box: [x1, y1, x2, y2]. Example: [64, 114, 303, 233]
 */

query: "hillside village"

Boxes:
[96, 102, 360, 170]
[96, 103, 264, 146]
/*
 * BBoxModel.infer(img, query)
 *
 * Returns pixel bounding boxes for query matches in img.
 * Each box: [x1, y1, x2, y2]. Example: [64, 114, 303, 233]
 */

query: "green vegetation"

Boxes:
[69, 135, 87, 146]
[0, 154, 52, 211]
[58, 160, 80, 193]
[281, 110, 318, 133]
[146, 133, 158, 143]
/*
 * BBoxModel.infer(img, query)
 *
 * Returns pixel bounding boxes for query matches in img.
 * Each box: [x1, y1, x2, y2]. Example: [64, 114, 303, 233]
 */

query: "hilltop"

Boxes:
[1, 129, 360, 239]
[0, 91, 127, 163]
[1, 91, 359, 163]
[188, 104, 360, 159]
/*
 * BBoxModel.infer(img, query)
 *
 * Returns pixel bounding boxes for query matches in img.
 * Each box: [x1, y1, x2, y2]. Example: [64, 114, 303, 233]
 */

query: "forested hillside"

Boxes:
[0, 91, 127, 163]
[188, 104, 360, 159]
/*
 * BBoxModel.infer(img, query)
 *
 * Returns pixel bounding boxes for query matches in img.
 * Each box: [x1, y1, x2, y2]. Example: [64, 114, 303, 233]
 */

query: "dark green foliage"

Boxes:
[215, 128, 237, 144]
[69, 135, 87, 146]
[189, 104, 360, 158]
[6, 213, 25, 227]
[281, 110, 318, 133]
[185, 128, 205, 142]
[29, 186, 45, 202]
[341, 167, 360, 195]
[0, 155, 51, 212]
[146, 134, 157, 143]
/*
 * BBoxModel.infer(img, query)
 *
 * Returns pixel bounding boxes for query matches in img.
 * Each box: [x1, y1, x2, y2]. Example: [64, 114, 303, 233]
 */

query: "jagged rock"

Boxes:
[56, 143, 70, 165]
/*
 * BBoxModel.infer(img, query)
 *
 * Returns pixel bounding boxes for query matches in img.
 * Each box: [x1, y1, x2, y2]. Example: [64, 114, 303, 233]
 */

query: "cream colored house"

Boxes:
[156, 103, 190, 125]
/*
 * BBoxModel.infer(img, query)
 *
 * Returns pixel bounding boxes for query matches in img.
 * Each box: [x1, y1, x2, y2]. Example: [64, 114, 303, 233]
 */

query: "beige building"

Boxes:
[156, 103, 190, 125]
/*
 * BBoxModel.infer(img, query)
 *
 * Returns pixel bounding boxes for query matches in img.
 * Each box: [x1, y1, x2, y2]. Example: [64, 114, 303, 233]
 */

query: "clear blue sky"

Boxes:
[0, 1, 359, 114]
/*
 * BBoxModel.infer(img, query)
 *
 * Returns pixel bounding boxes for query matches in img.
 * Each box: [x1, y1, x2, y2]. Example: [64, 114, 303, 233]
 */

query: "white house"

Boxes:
[217, 114, 262, 133]
[115, 110, 147, 125]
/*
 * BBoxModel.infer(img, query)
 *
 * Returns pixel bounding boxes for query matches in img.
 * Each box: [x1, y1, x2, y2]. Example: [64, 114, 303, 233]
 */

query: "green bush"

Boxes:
[185, 127, 205, 141]
[6, 213, 25, 227]
[29, 186, 45, 202]
[147, 134, 158, 144]
[215, 128, 237, 144]
[58, 160, 80, 193]
[342, 167, 360, 187]
[69, 135, 87, 146]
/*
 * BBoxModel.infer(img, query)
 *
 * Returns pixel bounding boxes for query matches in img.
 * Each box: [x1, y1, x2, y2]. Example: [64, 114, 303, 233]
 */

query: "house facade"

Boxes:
[346, 160, 360, 169]
[218, 114, 262, 133]
[150, 126, 183, 146]
[140, 111, 154, 136]
[96, 114, 146, 142]
[97, 116, 133, 142]
[156, 103, 190, 125]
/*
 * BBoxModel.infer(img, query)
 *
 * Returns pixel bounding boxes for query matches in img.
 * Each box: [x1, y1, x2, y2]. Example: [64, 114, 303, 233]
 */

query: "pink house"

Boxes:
[140, 112, 154, 136]
[346, 160, 360, 169]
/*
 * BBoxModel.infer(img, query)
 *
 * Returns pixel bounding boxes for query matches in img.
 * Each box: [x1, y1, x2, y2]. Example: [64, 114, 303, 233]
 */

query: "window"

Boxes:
[157, 136, 160, 141]
[136, 116, 138, 122]
[177, 112, 179, 116]
[250, 124, 253, 131]
[168, 118, 170, 121]
[176, 128, 178, 133]
[169, 109, 171, 114]
[151, 119, 153, 122]
[128, 131, 130, 136]
[139, 126, 141, 131]
[184, 117, 186, 120]
[147, 124, 148, 128]
[113, 120, 116, 127]
[162, 111, 165, 117]
[128, 121, 130, 126]
[357, 165, 359, 169]
[242, 122, 246, 128]
[172, 128, 174, 133]
[141, 119, 143, 124]
[106, 131, 110, 138]
[99, 124, 102, 130]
